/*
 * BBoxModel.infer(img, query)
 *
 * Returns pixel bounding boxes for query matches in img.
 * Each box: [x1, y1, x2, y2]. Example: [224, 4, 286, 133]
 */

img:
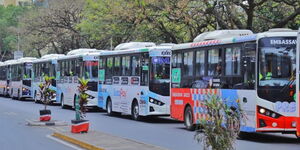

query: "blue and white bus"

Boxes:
[9, 57, 37, 100]
[32, 54, 65, 103]
[56, 49, 103, 109]
[98, 42, 173, 120]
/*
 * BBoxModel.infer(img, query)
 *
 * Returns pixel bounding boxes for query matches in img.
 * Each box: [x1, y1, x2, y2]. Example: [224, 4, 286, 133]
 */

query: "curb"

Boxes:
[27, 120, 68, 126]
[52, 132, 104, 150]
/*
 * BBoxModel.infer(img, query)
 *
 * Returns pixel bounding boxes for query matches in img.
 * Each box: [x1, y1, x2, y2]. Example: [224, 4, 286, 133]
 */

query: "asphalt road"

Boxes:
[0, 97, 300, 150]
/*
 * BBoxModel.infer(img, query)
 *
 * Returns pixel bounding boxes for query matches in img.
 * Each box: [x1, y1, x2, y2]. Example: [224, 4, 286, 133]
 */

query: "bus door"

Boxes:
[140, 53, 149, 114]
[240, 43, 257, 131]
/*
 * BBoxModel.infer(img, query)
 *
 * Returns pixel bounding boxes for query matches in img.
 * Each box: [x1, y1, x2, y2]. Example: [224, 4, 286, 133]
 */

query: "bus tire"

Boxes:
[61, 94, 66, 109]
[34, 91, 38, 103]
[17, 89, 21, 100]
[131, 100, 140, 121]
[296, 133, 300, 142]
[73, 94, 77, 110]
[10, 89, 14, 99]
[237, 131, 247, 140]
[106, 98, 113, 116]
[184, 106, 195, 131]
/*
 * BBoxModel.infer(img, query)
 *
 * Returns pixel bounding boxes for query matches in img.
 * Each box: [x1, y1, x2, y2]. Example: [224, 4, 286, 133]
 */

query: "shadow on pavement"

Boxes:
[239, 132, 299, 144]
[104, 113, 182, 124]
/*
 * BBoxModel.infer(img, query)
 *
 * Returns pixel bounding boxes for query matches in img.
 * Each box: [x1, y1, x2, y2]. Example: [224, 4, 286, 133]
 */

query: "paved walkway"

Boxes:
[53, 130, 168, 150]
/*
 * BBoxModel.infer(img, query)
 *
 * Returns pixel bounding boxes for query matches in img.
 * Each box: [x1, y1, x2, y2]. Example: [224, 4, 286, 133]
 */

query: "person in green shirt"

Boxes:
[259, 67, 272, 80]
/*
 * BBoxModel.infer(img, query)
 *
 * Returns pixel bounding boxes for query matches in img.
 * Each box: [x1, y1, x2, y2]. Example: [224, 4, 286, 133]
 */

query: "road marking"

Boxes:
[46, 134, 84, 150]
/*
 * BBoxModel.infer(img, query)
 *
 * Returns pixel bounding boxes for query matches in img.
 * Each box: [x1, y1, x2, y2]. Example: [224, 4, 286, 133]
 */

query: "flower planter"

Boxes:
[39, 109, 51, 121]
[71, 120, 89, 133]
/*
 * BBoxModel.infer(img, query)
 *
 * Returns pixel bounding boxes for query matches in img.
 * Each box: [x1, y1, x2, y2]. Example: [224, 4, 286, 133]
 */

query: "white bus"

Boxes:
[32, 54, 65, 103]
[56, 49, 103, 109]
[9, 57, 37, 100]
[98, 42, 172, 120]
[0, 61, 11, 96]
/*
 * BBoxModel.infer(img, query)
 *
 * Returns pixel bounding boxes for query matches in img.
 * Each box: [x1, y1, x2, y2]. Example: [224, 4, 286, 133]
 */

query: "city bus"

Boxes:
[0, 61, 11, 97]
[98, 42, 172, 120]
[0, 59, 18, 97]
[170, 29, 300, 137]
[9, 57, 37, 100]
[56, 49, 103, 109]
[32, 54, 65, 103]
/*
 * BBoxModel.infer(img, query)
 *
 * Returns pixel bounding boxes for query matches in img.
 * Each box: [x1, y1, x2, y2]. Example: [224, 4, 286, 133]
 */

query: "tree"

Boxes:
[0, 5, 28, 61]
[20, 0, 93, 57]
[79, 0, 215, 48]
[80, 0, 300, 48]
[203, 0, 300, 32]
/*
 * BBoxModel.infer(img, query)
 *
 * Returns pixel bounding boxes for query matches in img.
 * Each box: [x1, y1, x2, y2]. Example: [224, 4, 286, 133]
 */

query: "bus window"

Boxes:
[183, 52, 193, 76]
[225, 47, 241, 75]
[70, 59, 76, 76]
[106, 57, 113, 79]
[114, 57, 121, 76]
[75, 59, 82, 77]
[99, 58, 104, 69]
[196, 50, 205, 76]
[122, 56, 131, 76]
[208, 48, 222, 76]
[131, 56, 140, 76]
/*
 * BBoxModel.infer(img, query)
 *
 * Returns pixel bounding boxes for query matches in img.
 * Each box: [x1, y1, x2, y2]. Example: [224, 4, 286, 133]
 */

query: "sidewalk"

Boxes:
[52, 130, 168, 150]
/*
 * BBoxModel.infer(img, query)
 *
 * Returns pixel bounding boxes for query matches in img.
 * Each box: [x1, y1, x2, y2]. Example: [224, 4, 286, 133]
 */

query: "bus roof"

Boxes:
[57, 49, 107, 61]
[1, 57, 37, 66]
[66, 48, 102, 56]
[99, 45, 173, 56]
[33, 54, 65, 63]
[114, 42, 156, 50]
[173, 29, 297, 51]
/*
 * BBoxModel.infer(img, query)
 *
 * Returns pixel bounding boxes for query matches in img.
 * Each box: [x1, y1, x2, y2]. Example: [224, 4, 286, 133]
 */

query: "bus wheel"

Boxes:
[10, 89, 13, 99]
[131, 100, 140, 121]
[73, 95, 77, 110]
[295, 133, 300, 142]
[106, 98, 113, 116]
[34, 91, 38, 103]
[61, 94, 66, 109]
[17, 90, 21, 100]
[184, 106, 195, 131]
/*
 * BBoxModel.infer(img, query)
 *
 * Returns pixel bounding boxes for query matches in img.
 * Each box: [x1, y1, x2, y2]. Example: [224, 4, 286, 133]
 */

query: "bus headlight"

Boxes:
[22, 88, 27, 91]
[292, 121, 297, 127]
[149, 97, 165, 106]
[258, 106, 280, 118]
[150, 99, 154, 103]
[259, 108, 265, 114]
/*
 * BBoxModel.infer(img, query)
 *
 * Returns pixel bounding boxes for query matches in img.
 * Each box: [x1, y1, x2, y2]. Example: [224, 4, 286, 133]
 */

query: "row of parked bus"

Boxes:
[1, 28, 300, 138]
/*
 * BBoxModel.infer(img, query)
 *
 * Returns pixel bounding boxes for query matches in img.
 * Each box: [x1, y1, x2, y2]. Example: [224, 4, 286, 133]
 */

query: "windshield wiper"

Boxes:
[279, 77, 295, 93]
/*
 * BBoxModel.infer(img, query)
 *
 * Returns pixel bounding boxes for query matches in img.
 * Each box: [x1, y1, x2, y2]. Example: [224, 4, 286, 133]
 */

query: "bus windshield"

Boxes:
[84, 61, 98, 79]
[150, 57, 170, 96]
[258, 37, 296, 102]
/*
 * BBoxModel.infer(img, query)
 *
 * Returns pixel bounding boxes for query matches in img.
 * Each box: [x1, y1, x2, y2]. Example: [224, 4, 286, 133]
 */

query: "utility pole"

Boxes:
[110, 37, 113, 50]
